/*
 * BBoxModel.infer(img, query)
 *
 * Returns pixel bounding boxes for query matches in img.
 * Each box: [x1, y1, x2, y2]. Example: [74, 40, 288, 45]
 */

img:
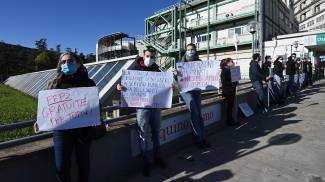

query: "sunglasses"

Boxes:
[60, 59, 75, 64]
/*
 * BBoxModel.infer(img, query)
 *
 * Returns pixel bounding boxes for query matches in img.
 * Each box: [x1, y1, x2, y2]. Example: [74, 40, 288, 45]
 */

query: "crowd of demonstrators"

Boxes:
[248, 52, 319, 114]
[32, 44, 323, 181]
[117, 48, 167, 176]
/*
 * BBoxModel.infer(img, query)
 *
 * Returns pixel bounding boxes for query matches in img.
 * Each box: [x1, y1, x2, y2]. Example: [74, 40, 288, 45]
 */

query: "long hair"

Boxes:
[220, 58, 233, 69]
[48, 52, 83, 89]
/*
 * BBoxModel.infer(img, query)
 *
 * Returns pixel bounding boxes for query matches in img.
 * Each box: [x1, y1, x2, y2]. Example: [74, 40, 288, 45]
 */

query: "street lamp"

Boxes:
[247, 21, 257, 55]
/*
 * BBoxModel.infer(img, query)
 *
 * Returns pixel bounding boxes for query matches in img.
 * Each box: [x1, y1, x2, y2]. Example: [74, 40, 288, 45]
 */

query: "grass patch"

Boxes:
[0, 84, 37, 142]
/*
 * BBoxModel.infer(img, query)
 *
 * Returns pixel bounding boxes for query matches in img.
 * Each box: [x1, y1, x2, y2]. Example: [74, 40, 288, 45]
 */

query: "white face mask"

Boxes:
[144, 57, 155, 67]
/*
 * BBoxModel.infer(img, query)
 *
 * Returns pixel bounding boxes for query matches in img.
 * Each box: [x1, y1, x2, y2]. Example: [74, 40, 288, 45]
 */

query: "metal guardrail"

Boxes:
[0, 81, 252, 149]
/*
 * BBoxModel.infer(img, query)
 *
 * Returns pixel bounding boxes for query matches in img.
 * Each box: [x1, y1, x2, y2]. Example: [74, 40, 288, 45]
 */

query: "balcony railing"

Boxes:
[187, 4, 255, 29]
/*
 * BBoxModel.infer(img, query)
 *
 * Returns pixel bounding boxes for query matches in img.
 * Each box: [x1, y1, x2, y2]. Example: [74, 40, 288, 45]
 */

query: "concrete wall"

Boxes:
[0, 89, 258, 182]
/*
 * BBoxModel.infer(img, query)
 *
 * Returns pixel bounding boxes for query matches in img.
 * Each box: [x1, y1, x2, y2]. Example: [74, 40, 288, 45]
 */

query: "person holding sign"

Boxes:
[34, 52, 96, 182]
[117, 47, 167, 176]
[220, 58, 238, 126]
[175, 43, 211, 149]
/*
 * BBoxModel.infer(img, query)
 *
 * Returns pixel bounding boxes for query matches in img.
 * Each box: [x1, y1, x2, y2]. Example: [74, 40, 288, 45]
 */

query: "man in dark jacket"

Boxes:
[273, 56, 285, 100]
[286, 54, 297, 96]
[249, 53, 270, 112]
[307, 59, 313, 86]
[301, 58, 308, 89]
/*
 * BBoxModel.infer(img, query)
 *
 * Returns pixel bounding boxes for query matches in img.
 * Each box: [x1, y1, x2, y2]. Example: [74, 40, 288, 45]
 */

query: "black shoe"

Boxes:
[202, 140, 211, 148]
[154, 157, 167, 169]
[143, 162, 151, 176]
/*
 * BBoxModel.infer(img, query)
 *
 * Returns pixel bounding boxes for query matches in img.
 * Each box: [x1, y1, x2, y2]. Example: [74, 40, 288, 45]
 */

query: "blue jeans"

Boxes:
[274, 75, 284, 98]
[294, 74, 300, 90]
[267, 79, 280, 103]
[300, 73, 306, 88]
[180, 91, 205, 143]
[53, 130, 91, 182]
[288, 75, 296, 95]
[136, 108, 161, 162]
[251, 81, 266, 108]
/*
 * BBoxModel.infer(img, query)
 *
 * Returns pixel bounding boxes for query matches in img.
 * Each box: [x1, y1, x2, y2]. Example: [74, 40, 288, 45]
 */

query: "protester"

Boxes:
[262, 56, 282, 105]
[34, 52, 95, 182]
[117, 47, 167, 176]
[176, 43, 211, 149]
[301, 58, 308, 89]
[307, 59, 313, 86]
[249, 53, 270, 113]
[273, 56, 285, 100]
[220, 58, 238, 126]
[286, 54, 297, 96]
[295, 57, 302, 90]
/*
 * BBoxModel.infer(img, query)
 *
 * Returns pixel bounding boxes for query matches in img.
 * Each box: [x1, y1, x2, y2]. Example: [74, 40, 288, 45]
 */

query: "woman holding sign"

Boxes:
[176, 43, 211, 149]
[220, 58, 238, 126]
[34, 52, 96, 182]
[117, 47, 167, 176]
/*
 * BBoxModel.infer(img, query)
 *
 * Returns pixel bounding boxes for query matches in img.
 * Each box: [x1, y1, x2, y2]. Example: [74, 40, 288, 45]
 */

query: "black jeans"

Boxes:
[223, 91, 235, 125]
[53, 130, 91, 182]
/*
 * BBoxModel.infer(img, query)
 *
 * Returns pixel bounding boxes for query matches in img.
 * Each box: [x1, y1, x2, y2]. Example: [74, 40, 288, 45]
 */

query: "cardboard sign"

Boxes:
[238, 102, 254, 117]
[230, 66, 241, 82]
[176, 60, 221, 92]
[120, 70, 173, 108]
[37, 87, 101, 131]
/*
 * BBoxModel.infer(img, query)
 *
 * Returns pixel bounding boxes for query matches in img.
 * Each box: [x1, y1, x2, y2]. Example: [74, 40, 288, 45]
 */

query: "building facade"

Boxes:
[294, 0, 325, 31]
[142, 0, 298, 78]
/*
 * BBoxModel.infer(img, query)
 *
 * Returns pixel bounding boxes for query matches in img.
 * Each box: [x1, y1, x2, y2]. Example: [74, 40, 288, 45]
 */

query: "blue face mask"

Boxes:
[61, 62, 77, 75]
[186, 50, 195, 57]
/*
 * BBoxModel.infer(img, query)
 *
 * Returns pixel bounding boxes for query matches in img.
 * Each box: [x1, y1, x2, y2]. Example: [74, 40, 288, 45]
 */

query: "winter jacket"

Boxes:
[249, 60, 265, 82]
[286, 58, 296, 75]
[273, 60, 284, 78]
[221, 67, 238, 95]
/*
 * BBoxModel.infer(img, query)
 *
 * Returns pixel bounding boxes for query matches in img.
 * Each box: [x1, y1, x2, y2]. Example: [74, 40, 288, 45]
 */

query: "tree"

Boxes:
[35, 38, 47, 51]
[85, 53, 96, 63]
[55, 44, 61, 53]
[66, 47, 72, 53]
[35, 52, 51, 70]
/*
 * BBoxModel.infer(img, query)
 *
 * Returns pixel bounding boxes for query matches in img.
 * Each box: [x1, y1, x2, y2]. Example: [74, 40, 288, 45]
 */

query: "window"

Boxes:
[301, 13, 306, 21]
[315, 4, 321, 14]
[300, 1, 306, 10]
[196, 34, 211, 43]
[279, 11, 284, 21]
[316, 15, 325, 23]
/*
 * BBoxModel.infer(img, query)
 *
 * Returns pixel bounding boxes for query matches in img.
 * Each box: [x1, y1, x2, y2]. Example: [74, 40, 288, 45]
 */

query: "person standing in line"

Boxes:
[307, 59, 313, 86]
[117, 48, 167, 176]
[301, 58, 308, 89]
[35, 52, 96, 182]
[286, 54, 297, 96]
[295, 57, 302, 90]
[262, 56, 282, 105]
[249, 53, 270, 113]
[273, 56, 285, 101]
[220, 58, 238, 126]
[175, 43, 211, 149]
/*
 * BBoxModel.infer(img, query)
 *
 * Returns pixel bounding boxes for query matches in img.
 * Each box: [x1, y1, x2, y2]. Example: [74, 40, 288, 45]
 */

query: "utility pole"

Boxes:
[258, 0, 264, 64]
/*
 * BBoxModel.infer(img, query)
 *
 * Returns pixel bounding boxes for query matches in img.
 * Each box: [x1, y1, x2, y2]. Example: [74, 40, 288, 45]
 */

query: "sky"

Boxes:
[0, 0, 179, 54]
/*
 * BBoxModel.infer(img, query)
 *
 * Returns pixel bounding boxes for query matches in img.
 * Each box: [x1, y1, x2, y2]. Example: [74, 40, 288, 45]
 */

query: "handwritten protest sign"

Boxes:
[36, 87, 100, 131]
[120, 70, 173, 108]
[230, 66, 241, 82]
[176, 60, 221, 92]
